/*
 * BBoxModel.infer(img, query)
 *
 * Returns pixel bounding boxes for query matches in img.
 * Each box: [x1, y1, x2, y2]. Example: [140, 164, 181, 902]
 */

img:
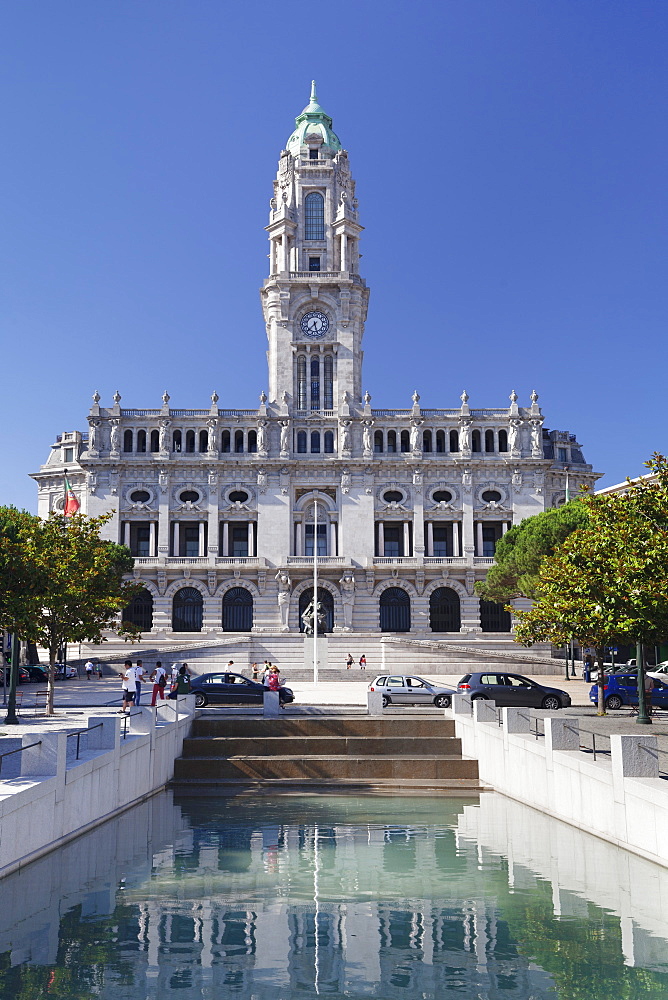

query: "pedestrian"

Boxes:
[168, 664, 192, 699]
[346, 653, 353, 670]
[359, 654, 367, 670]
[97, 662, 103, 679]
[645, 672, 655, 716]
[227, 660, 235, 674]
[262, 661, 272, 684]
[170, 663, 179, 686]
[251, 662, 259, 681]
[119, 660, 136, 713]
[150, 661, 168, 705]
[134, 659, 146, 706]
[85, 659, 94, 680]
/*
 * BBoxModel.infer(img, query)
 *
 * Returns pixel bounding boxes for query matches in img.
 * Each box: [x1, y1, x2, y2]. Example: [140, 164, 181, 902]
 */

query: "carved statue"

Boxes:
[530, 420, 542, 455]
[340, 420, 351, 452]
[109, 419, 120, 454]
[275, 571, 291, 630]
[257, 419, 267, 454]
[159, 419, 170, 453]
[339, 571, 355, 629]
[301, 599, 328, 636]
[410, 420, 422, 453]
[280, 420, 290, 454]
[207, 419, 217, 452]
[459, 421, 471, 453]
[362, 420, 373, 455]
[88, 419, 100, 453]
[509, 418, 521, 453]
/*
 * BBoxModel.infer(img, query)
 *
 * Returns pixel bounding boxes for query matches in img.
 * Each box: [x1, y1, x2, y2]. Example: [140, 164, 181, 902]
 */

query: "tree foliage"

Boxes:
[0, 509, 142, 714]
[514, 455, 668, 711]
[475, 499, 589, 602]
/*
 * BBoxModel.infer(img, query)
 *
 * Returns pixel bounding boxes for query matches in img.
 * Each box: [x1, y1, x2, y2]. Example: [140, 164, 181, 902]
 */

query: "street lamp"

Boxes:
[636, 641, 652, 725]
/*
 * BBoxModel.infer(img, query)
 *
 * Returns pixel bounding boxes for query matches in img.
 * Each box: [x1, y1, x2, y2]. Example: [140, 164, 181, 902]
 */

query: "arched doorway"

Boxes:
[222, 587, 253, 632]
[122, 588, 154, 631]
[379, 587, 411, 632]
[429, 587, 461, 632]
[299, 587, 334, 633]
[480, 599, 512, 632]
[172, 587, 203, 632]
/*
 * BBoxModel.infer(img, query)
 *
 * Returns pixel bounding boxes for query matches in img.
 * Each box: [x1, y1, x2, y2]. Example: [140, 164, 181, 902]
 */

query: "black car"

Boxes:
[1, 666, 30, 685]
[26, 665, 48, 683]
[191, 671, 294, 709]
[457, 672, 571, 710]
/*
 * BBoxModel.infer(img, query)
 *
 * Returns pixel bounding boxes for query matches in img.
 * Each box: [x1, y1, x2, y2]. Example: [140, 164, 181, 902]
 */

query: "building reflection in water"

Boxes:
[0, 792, 666, 998]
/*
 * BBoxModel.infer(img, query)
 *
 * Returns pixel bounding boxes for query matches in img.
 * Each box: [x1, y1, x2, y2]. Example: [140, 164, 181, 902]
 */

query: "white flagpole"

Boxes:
[313, 498, 318, 685]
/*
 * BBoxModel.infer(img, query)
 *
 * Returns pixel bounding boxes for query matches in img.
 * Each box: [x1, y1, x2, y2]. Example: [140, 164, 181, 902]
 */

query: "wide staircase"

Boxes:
[172, 715, 480, 792]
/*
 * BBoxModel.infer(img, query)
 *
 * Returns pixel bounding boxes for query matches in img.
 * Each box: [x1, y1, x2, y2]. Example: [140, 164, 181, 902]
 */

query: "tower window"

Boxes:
[309, 147, 319, 160]
[310, 356, 320, 410]
[297, 355, 307, 410]
[324, 430, 334, 453]
[311, 431, 321, 453]
[305, 192, 325, 240]
[297, 431, 307, 454]
[323, 355, 333, 409]
[309, 257, 321, 271]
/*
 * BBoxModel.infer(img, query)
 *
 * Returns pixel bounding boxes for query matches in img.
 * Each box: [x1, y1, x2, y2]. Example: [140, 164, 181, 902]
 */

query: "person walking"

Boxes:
[150, 661, 168, 705]
[119, 660, 136, 713]
[134, 659, 146, 706]
[85, 659, 94, 680]
[359, 654, 367, 670]
[346, 653, 354, 670]
[251, 662, 259, 681]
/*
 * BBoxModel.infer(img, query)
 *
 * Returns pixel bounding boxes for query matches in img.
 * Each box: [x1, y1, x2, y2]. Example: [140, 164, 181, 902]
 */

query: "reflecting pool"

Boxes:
[1, 791, 667, 998]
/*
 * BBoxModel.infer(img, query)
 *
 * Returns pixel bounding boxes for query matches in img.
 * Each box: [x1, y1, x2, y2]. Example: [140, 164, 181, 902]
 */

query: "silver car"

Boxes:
[368, 674, 455, 708]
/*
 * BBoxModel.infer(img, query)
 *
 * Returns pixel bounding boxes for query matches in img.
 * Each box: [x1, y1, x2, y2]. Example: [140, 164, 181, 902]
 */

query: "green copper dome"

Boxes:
[286, 81, 342, 154]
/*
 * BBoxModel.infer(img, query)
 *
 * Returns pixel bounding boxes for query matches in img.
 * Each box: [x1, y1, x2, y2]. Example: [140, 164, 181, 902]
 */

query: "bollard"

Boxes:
[473, 699, 497, 724]
[367, 690, 384, 715]
[611, 734, 658, 779]
[544, 717, 580, 752]
[502, 707, 531, 734]
[452, 694, 473, 717]
[85, 715, 120, 752]
[20, 732, 67, 778]
[263, 691, 280, 717]
[127, 706, 155, 738]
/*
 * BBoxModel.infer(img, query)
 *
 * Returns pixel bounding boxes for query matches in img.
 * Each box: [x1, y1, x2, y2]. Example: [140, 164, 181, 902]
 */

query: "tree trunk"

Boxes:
[47, 643, 57, 716]
[596, 645, 606, 715]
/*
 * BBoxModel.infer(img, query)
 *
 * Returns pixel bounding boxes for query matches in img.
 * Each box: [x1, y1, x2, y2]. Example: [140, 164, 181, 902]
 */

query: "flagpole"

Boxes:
[313, 497, 318, 686]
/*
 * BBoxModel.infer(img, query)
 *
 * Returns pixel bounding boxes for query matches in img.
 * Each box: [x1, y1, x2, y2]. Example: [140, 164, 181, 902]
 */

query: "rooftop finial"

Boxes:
[310, 80, 317, 103]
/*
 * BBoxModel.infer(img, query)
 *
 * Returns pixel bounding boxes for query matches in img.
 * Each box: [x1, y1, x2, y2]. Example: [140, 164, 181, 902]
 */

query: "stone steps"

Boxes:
[172, 714, 479, 790]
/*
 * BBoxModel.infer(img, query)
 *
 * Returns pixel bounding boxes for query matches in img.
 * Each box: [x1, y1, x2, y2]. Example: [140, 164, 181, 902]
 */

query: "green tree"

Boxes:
[514, 455, 668, 713]
[0, 509, 142, 715]
[475, 499, 589, 603]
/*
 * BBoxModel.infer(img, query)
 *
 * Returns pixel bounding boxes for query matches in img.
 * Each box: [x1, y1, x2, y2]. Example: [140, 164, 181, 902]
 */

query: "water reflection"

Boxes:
[0, 792, 666, 998]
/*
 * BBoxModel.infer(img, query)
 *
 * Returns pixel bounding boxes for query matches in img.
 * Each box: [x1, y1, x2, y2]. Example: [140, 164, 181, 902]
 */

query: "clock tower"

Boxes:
[260, 83, 369, 410]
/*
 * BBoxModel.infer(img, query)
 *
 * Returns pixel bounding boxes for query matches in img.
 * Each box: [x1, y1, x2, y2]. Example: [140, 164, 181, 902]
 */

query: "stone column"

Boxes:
[149, 521, 156, 557]
[476, 521, 484, 558]
[248, 522, 254, 558]
[462, 500, 474, 563]
[340, 232, 347, 271]
[296, 521, 303, 556]
[222, 521, 229, 557]
[427, 521, 434, 557]
[172, 521, 180, 558]
[329, 521, 336, 557]
[403, 521, 411, 558]
[377, 521, 385, 557]
[198, 522, 205, 558]
[123, 521, 130, 548]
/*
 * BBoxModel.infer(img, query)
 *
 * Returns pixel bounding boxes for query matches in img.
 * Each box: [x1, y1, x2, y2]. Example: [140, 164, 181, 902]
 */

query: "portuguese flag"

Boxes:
[64, 476, 80, 517]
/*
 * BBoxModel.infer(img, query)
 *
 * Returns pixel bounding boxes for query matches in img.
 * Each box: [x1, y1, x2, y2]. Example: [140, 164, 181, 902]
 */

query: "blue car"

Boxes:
[588, 672, 668, 710]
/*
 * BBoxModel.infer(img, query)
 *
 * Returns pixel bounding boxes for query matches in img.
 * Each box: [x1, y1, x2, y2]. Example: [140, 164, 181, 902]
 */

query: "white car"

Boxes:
[646, 661, 668, 682]
[368, 674, 456, 708]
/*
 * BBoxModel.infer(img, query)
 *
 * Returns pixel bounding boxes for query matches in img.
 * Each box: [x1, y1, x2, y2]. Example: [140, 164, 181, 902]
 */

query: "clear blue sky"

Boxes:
[1, 1, 666, 512]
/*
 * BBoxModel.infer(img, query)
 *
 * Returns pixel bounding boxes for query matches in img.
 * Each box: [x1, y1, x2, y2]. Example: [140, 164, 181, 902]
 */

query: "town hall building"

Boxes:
[32, 84, 600, 653]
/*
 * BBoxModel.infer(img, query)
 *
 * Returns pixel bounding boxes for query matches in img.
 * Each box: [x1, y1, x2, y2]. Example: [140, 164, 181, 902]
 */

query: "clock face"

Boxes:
[300, 311, 330, 339]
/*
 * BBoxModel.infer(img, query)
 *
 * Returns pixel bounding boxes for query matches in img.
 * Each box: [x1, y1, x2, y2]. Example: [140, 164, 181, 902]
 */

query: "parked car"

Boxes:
[367, 674, 456, 708]
[646, 662, 668, 682]
[190, 671, 294, 709]
[25, 665, 48, 683]
[588, 672, 668, 710]
[55, 663, 77, 679]
[1, 666, 30, 685]
[457, 672, 571, 710]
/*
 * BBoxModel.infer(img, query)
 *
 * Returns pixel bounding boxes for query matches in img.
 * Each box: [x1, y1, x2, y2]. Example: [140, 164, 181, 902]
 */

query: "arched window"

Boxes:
[429, 587, 461, 632]
[449, 430, 459, 452]
[185, 430, 196, 453]
[136, 430, 146, 453]
[222, 587, 253, 632]
[323, 355, 334, 409]
[248, 430, 257, 453]
[123, 430, 133, 452]
[485, 429, 495, 453]
[221, 430, 231, 453]
[310, 356, 320, 410]
[150, 430, 159, 452]
[324, 430, 334, 453]
[305, 192, 325, 241]
[297, 431, 307, 453]
[172, 430, 182, 452]
[387, 430, 397, 453]
[472, 430, 481, 453]
[299, 587, 334, 633]
[436, 430, 446, 453]
[379, 587, 411, 632]
[400, 430, 410, 453]
[480, 600, 512, 633]
[199, 430, 208, 452]
[122, 588, 153, 632]
[234, 430, 244, 453]
[423, 430, 432, 453]
[498, 429, 508, 452]
[311, 431, 321, 453]
[172, 587, 203, 632]
[297, 355, 307, 410]
[374, 430, 383, 453]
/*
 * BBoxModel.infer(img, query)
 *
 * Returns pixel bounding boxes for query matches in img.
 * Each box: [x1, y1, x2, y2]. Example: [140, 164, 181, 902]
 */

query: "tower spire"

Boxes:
[310, 79, 317, 104]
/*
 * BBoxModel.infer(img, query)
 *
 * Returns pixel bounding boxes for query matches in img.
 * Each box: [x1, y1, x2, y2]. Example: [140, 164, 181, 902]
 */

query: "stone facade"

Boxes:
[32, 84, 600, 644]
